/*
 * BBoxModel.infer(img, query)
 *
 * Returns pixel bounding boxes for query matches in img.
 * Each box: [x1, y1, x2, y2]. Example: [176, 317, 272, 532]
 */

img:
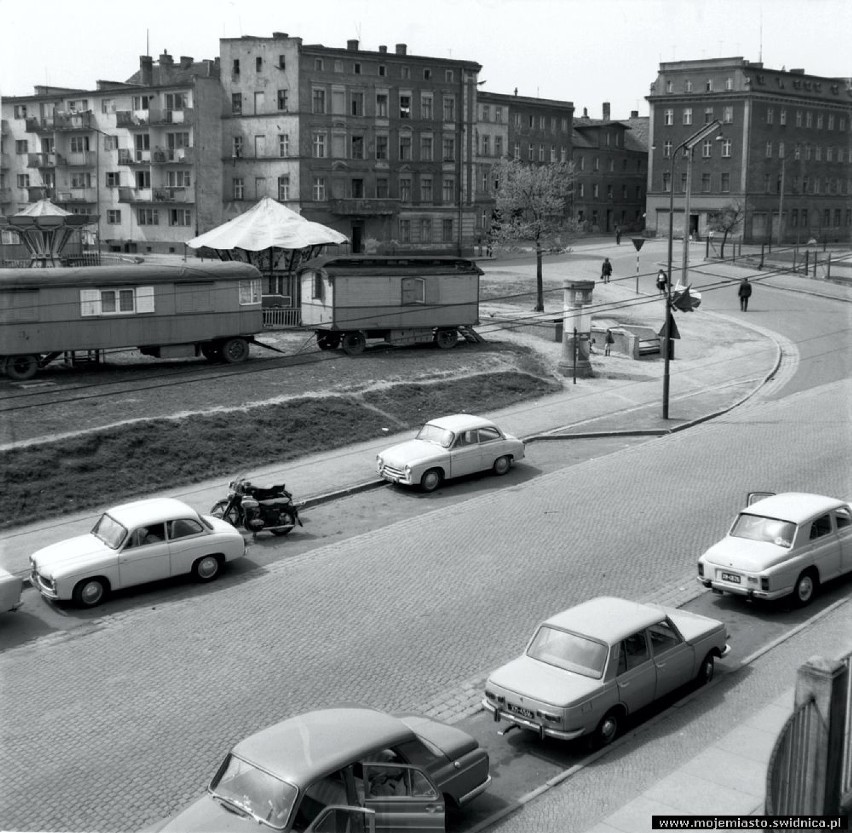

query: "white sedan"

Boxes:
[376, 414, 525, 492]
[698, 491, 852, 606]
[29, 498, 246, 607]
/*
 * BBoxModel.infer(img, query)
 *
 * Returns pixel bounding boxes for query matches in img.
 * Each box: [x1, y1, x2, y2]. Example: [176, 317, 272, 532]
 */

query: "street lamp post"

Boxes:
[662, 119, 722, 419]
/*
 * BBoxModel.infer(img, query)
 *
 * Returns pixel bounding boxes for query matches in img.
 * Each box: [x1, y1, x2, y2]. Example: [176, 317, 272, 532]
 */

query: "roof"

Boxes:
[232, 709, 412, 784]
[426, 414, 497, 432]
[0, 261, 261, 290]
[543, 597, 664, 645]
[106, 498, 199, 527]
[298, 255, 483, 278]
[743, 493, 847, 524]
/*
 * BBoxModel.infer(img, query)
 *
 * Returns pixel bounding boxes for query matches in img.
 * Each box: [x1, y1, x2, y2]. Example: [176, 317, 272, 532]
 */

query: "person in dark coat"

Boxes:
[615, 226, 622, 245]
[601, 257, 613, 283]
[738, 278, 752, 311]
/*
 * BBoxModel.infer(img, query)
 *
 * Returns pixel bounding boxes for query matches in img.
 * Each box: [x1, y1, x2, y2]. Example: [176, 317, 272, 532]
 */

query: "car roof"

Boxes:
[105, 498, 198, 527]
[425, 414, 496, 432]
[541, 597, 664, 645]
[742, 492, 847, 524]
[232, 708, 414, 784]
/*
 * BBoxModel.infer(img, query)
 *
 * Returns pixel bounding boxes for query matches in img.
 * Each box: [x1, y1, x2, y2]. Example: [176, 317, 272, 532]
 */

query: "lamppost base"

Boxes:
[557, 359, 594, 378]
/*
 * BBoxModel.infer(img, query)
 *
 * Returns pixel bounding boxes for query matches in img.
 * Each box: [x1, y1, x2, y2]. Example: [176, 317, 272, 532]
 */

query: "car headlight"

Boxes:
[404, 464, 411, 476]
[376, 455, 384, 467]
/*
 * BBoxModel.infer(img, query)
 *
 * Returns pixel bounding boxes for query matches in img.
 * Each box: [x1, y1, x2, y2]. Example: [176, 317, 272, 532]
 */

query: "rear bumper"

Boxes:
[698, 577, 786, 601]
[482, 700, 584, 741]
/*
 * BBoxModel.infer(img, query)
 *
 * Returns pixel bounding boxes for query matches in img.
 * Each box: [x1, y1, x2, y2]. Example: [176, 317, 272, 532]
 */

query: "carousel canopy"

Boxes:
[186, 196, 348, 252]
[0, 199, 97, 266]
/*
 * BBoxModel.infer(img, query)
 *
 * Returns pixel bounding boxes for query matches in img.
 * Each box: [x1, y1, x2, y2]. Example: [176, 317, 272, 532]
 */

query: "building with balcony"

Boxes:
[646, 57, 852, 244]
[572, 103, 649, 233]
[1, 51, 222, 254]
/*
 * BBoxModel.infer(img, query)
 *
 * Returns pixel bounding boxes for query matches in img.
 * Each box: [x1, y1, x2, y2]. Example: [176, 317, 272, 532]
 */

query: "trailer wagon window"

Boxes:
[80, 286, 154, 316]
[401, 277, 426, 305]
[309, 271, 325, 302]
[238, 279, 261, 305]
[1, 290, 39, 322]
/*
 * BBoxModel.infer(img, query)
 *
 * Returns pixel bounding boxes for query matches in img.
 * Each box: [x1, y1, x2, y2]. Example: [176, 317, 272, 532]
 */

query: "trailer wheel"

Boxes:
[317, 332, 341, 351]
[434, 329, 459, 350]
[220, 338, 250, 364]
[4, 354, 39, 381]
[341, 332, 367, 356]
[200, 343, 222, 363]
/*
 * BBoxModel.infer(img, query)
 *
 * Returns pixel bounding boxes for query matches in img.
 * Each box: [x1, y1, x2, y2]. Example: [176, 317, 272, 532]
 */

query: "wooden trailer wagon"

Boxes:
[297, 255, 484, 356]
[0, 261, 263, 380]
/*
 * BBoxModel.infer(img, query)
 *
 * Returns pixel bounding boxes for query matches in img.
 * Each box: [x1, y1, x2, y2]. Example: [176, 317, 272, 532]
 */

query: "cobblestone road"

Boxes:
[0, 379, 849, 832]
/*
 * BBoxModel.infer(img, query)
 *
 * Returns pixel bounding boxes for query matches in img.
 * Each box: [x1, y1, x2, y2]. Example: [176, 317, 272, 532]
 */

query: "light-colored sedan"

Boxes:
[0, 567, 24, 613]
[144, 707, 491, 832]
[483, 596, 729, 746]
[30, 497, 246, 608]
[698, 491, 852, 606]
[376, 414, 525, 492]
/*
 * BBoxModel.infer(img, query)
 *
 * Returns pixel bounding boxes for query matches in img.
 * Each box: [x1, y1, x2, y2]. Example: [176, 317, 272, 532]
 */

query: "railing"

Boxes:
[329, 198, 398, 216]
[262, 307, 301, 328]
[56, 188, 97, 203]
[0, 153, 10, 169]
[117, 149, 133, 166]
[116, 110, 150, 128]
[150, 108, 194, 125]
[152, 147, 195, 164]
[60, 151, 96, 167]
[117, 187, 153, 203]
[54, 111, 94, 130]
[153, 187, 191, 203]
[25, 117, 55, 133]
[27, 153, 55, 168]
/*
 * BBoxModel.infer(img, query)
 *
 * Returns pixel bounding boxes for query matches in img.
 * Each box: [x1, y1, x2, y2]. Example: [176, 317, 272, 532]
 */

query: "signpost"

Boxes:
[631, 237, 645, 293]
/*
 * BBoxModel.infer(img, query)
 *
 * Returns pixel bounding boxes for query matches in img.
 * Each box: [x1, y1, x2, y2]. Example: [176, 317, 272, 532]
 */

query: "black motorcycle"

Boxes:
[211, 474, 302, 537]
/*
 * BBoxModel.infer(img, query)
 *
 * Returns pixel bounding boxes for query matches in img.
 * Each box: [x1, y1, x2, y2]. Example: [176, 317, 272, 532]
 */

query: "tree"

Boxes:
[490, 159, 577, 312]
[708, 201, 744, 258]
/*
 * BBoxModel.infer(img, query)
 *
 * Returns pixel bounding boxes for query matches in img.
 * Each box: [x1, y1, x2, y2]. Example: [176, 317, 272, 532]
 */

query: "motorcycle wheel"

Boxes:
[270, 510, 297, 535]
[270, 527, 293, 536]
[211, 500, 240, 527]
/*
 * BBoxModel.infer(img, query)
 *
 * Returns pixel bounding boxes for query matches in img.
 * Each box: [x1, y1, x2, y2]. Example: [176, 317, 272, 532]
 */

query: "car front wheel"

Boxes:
[696, 653, 715, 686]
[420, 468, 443, 492]
[73, 577, 107, 608]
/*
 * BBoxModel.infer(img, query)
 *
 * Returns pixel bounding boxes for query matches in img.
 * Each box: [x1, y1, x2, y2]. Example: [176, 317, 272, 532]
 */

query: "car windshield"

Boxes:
[730, 513, 796, 548]
[415, 424, 454, 448]
[209, 754, 298, 830]
[91, 513, 128, 549]
[527, 626, 609, 679]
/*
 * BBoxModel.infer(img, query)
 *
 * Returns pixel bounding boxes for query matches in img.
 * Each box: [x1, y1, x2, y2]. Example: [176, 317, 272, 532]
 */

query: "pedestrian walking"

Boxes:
[486, 237, 493, 258]
[738, 277, 752, 311]
[656, 269, 668, 296]
[601, 257, 612, 283]
[605, 329, 614, 356]
[615, 226, 622, 245]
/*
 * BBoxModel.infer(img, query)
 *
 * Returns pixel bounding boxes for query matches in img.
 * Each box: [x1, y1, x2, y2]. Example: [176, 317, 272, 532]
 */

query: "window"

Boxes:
[16, 174, 30, 188]
[15, 140, 28, 155]
[705, 79, 713, 92]
[354, 62, 361, 75]
[481, 105, 490, 122]
[101, 99, 115, 114]
[765, 141, 773, 159]
[378, 64, 386, 77]
[496, 107, 503, 123]
[278, 134, 289, 157]
[169, 209, 191, 226]
[666, 80, 673, 93]
[685, 80, 693, 92]
[442, 96, 455, 122]
[312, 132, 327, 158]
[495, 137, 503, 156]
[104, 135, 119, 151]
[442, 219, 453, 242]
[233, 178, 244, 199]
[680, 173, 687, 193]
[721, 172, 730, 192]
[420, 218, 432, 242]
[764, 174, 771, 193]
[683, 108, 693, 126]
[513, 142, 520, 160]
[67, 98, 89, 112]
[277, 175, 290, 200]
[725, 77, 734, 91]
[617, 632, 650, 674]
[442, 136, 455, 161]
[723, 106, 733, 124]
[794, 143, 801, 160]
[231, 93, 242, 114]
[445, 69, 453, 82]
[827, 114, 835, 130]
[528, 143, 534, 160]
[376, 93, 388, 117]
[420, 135, 433, 161]
[351, 92, 364, 116]
[810, 515, 832, 540]
[721, 138, 732, 158]
[232, 59, 240, 76]
[648, 621, 682, 654]
[232, 136, 243, 158]
[796, 111, 803, 127]
[421, 94, 433, 120]
[702, 139, 713, 158]
[314, 58, 324, 71]
[664, 109, 673, 126]
[105, 172, 120, 188]
[132, 95, 152, 111]
[399, 135, 412, 160]
[704, 107, 714, 124]
[662, 172, 671, 192]
[376, 177, 389, 199]
[401, 66, 411, 80]
[766, 107, 774, 125]
[13, 104, 27, 119]
[277, 90, 288, 111]
[592, 183, 599, 198]
[662, 140, 672, 159]
[538, 145, 545, 162]
[400, 177, 412, 202]
[806, 111, 813, 128]
[593, 157, 599, 172]
[701, 173, 711, 193]
[376, 135, 388, 160]
[817, 114, 824, 129]
[312, 176, 326, 201]
[351, 135, 364, 159]
[312, 88, 326, 114]
[780, 109, 787, 126]
[442, 176, 454, 203]
[481, 135, 490, 156]
[351, 178, 364, 198]
[137, 208, 159, 226]
[607, 184, 613, 199]
[135, 170, 150, 189]
[420, 176, 432, 203]
[779, 141, 786, 159]
[400, 95, 411, 119]
[399, 219, 411, 242]
[106, 209, 121, 224]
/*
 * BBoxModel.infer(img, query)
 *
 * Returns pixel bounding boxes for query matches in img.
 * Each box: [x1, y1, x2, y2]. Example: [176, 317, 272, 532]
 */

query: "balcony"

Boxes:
[26, 185, 52, 201]
[152, 146, 195, 164]
[27, 153, 56, 168]
[329, 198, 398, 216]
[1, 152, 12, 169]
[56, 188, 96, 204]
[56, 151, 96, 167]
[153, 186, 192, 203]
[25, 117, 55, 133]
[118, 186, 153, 203]
[53, 111, 94, 131]
[150, 108, 194, 125]
[0, 187, 13, 203]
[116, 110, 151, 129]
[117, 150, 152, 166]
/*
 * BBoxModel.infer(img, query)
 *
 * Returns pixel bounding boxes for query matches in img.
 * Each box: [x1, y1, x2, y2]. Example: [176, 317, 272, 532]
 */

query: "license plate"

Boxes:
[721, 572, 741, 584]
[507, 703, 535, 720]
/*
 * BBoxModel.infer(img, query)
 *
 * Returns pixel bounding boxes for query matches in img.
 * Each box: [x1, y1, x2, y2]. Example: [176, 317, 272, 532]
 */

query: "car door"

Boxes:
[306, 806, 375, 832]
[832, 507, 852, 575]
[117, 522, 171, 588]
[362, 763, 444, 832]
[803, 512, 842, 580]
[166, 517, 211, 576]
[615, 631, 657, 714]
[448, 430, 483, 478]
[648, 619, 694, 698]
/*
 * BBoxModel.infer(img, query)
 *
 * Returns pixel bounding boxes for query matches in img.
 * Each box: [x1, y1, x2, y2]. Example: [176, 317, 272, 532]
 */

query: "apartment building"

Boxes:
[572, 103, 648, 233]
[1, 53, 223, 255]
[646, 57, 852, 243]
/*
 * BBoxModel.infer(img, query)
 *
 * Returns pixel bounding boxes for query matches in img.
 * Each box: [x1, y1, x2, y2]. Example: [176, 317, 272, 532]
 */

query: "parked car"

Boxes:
[0, 567, 23, 613]
[30, 497, 246, 608]
[143, 707, 491, 832]
[483, 596, 729, 746]
[376, 414, 525, 492]
[698, 491, 852, 606]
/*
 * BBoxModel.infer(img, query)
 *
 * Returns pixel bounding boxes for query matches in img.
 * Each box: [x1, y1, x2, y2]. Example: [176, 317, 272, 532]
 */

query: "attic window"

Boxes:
[256, 57, 263, 72]
[278, 55, 286, 69]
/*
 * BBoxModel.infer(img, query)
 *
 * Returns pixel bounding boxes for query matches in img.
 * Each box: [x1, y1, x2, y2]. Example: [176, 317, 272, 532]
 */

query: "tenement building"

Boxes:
[646, 57, 852, 244]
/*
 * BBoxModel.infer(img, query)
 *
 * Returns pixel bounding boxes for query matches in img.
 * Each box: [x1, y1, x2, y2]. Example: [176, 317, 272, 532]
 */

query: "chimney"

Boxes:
[159, 50, 174, 67]
[272, 32, 289, 39]
[180, 56, 193, 70]
[514, 87, 518, 96]
[395, 43, 407, 55]
[140, 55, 153, 86]
[602, 101, 611, 121]
[630, 109, 639, 118]
[347, 39, 359, 51]
[583, 107, 588, 118]
[379, 45, 387, 54]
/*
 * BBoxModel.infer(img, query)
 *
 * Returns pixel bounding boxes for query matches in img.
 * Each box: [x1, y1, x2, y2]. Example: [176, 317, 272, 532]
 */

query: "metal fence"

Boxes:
[262, 307, 301, 329]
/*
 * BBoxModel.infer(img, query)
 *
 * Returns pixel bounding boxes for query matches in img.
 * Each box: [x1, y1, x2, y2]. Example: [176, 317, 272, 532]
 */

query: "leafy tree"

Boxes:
[708, 201, 744, 258]
[489, 159, 577, 311]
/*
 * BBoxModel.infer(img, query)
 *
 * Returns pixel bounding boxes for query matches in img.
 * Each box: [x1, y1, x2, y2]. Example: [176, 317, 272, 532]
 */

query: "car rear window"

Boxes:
[730, 513, 796, 547]
[527, 626, 608, 678]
